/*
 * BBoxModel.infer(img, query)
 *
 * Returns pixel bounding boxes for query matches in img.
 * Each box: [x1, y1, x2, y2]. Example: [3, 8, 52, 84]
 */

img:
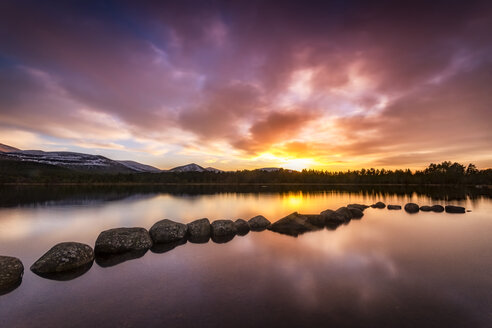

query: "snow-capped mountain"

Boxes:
[117, 160, 161, 173]
[168, 163, 223, 173]
[0, 143, 20, 153]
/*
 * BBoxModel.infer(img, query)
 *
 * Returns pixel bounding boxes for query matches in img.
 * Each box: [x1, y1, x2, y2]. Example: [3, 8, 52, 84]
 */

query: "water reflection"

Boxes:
[31, 262, 93, 281]
[95, 250, 148, 268]
[0, 187, 491, 327]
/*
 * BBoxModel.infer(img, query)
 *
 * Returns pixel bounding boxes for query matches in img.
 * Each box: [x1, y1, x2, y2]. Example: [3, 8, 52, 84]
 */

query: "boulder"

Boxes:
[387, 205, 402, 210]
[187, 218, 211, 243]
[0, 256, 24, 295]
[31, 242, 94, 276]
[335, 207, 353, 221]
[211, 220, 237, 237]
[420, 206, 432, 212]
[149, 219, 187, 244]
[95, 249, 147, 268]
[303, 214, 326, 227]
[234, 219, 250, 235]
[248, 215, 271, 231]
[347, 204, 369, 211]
[320, 209, 346, 230]
[267, 212, 320, 237]
[404, 203, 420, 213]
[431, 205, 445, 213]
[371, 202, 386, 209]
[320, 209, 346, 224]
[348, 207, 364, 219]
[95, 227, 152, 255]
[445, 205, 466, 213]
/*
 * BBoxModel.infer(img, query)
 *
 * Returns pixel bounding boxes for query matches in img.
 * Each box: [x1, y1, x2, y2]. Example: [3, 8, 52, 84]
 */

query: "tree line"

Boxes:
[1, 160, 491, 185]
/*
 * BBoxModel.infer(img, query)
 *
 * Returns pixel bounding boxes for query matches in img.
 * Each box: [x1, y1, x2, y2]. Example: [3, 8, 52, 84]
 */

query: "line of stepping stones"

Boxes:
[0, 202, 466, 295]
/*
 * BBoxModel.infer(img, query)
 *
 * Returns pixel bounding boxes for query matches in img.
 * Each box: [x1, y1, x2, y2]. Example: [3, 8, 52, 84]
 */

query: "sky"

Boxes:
[0, 0, 491, 171]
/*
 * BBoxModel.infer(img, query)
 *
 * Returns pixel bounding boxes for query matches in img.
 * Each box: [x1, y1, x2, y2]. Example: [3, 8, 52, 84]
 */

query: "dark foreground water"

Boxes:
[0, 185, 491, 327]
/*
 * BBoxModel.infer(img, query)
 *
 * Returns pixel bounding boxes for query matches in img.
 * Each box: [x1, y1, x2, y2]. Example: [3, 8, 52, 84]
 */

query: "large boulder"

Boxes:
[248, 215, 271, 231]
[371, 202, 386, 209]
[335, 207, 353, 221]
[420, 206, 432, 212]
[187, 218, 211, 243]
[31, 242, 94, 276]
[431, 205, 445, 213]
[404, 203, 420, 213]
[149, 219, 187, 244]
[95, 227, 152, 255]
[211, 220, 237, 237]
[0, 256, 24, 295]
[303, 214, 326, 227]
[320, 209, 346, 230]
[348, 207, 364, 219]
[234, 219, 250, 235]
[268, 212, 320, 237]
[387, 205, 402, 210]
[445, 205, 466, 213]
[347, 204, 369, 211]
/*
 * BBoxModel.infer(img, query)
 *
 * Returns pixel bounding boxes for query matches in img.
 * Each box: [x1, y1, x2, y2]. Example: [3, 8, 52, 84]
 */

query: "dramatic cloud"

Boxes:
[0, 0, 491, 169]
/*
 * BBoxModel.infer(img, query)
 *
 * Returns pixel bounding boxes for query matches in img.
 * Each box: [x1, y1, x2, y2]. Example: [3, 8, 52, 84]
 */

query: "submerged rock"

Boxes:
[248, 215, 271, 231]
[347, 204, 369, 211]
[211, 234, 236, 244]
[420, 206, 432, 212]
[31, 242, 94, 276]
[335, 207, 353, 221]
[404, 203, 420, 213]
[96, 249, 148, 267]
[95, 227, 152, 255]
[348, 207, 364, 219]
[320, 209, 346, 224]
[387, 205, 402, 210]
[371, 202, 386, 209]
[0, 256, 24, 295]
[445, 205, 466, 213]
[149, 219, 187, 244]
[234, 219, 250, 235]
[187, 218, 211, 243]
[268, 212, 320, 237]
[303, 214, 327, 227]
[431, 205, 445, 213]
[151, 239, 187, 254]
[211, 220, 237, 237]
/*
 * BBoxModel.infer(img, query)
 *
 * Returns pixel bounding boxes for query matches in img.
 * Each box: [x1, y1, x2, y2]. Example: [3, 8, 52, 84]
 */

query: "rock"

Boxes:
[149, 219, 187, 244]
[187, 218, 211, 243]
[387, 205, 402, 210]
[445, 205, 466, 213]
[211, 234, 236, 244]
[430, 205, 444, 212]
[371, 202, 386, 209]
[31, 242, 94, 276]
[420, 206, 432, 212]
[347, 204, 369, 211]
[336, 207, 353, 221]
[151, 239, 187, 254]
[0, 256, 24, 295]
[248, 215, 271, 231]
[303, 214, 326, 227]
[404, 203, 420, 213]
[320, 209, 346, 223]
[348, 207, 364, 219]
[95, 227, 152, 255]
[267, 212, 320, 237]
[211, 220, 237, 237]
[234, 219, 250, 235]
[95, 249, 147, 268]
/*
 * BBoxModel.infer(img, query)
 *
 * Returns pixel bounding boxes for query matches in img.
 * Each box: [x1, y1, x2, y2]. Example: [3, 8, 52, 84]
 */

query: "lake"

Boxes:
[0, 185, 491, 327]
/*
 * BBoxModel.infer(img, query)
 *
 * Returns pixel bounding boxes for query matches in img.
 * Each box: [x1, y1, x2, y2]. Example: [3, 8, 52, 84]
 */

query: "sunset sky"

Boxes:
[1, 0, 491, 171]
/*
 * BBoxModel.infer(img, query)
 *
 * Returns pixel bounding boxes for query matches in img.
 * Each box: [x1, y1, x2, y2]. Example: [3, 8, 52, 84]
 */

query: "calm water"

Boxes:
[0, 186, 491, 327]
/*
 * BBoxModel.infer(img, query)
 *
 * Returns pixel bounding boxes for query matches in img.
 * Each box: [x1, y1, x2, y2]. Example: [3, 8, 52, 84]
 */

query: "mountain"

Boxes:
[117, 160, 161, 173]
[168, 163, 223, 173]
[0, 143, 20, 153]
[258, 167, 283, 172]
